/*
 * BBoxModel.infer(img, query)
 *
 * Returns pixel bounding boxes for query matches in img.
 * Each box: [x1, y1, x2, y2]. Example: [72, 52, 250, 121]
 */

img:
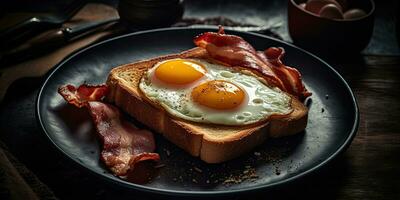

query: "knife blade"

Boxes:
[1, 18, 119, 66]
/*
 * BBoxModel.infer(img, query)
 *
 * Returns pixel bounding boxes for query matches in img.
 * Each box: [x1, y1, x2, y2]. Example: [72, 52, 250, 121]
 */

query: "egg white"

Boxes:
[139, 58, 293, 126]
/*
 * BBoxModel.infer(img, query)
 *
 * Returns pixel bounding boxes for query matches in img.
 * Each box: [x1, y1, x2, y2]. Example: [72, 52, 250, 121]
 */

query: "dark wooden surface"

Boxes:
[327, 56, 400, 200]
[0, 0, 399, 199]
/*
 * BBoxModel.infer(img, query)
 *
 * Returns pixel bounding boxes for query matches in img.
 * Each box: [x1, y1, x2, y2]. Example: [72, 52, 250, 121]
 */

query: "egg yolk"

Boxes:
[191, 80, 245, 110]
[154, 59, 206, 85]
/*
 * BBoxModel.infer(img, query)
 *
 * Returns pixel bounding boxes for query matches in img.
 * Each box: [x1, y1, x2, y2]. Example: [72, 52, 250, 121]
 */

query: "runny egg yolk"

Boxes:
[191, 80, 245, 110]
[155, 59, 206, 85]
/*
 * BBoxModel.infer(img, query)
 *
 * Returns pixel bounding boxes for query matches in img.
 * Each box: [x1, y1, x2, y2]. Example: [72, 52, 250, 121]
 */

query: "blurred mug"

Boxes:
[118, 0, 184, 28]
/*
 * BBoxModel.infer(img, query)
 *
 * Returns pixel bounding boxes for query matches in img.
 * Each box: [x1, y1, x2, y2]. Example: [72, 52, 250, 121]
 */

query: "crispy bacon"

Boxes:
[194, 27, 311, 99]
[195, 26, 257, 53]
[262, 47, 311, 98]
[58, 84, 159, 177]
[87, 101, 159, 177]
[58, 84, 108, 107]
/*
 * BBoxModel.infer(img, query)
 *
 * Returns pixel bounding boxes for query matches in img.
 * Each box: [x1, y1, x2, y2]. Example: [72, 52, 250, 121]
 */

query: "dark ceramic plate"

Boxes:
[37, 27, 359, 196]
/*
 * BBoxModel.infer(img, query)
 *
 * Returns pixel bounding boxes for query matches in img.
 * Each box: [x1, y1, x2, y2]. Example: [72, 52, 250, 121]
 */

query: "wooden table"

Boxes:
[0, 0, 399, 199]
[274, 55, 400, 199]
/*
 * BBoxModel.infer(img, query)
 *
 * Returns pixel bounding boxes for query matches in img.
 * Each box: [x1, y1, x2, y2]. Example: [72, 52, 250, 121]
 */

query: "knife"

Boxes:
[0, 0, 86, 49]
[1, 18, 119, 66]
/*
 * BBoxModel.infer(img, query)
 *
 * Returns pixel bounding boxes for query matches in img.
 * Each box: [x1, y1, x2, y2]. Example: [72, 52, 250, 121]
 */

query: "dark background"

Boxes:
[0, 0, 399, 199]
[2, 0, 399, 55]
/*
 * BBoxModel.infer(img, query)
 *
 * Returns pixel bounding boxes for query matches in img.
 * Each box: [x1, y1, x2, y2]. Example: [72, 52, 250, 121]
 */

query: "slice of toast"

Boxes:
[106, 47, 308, 163]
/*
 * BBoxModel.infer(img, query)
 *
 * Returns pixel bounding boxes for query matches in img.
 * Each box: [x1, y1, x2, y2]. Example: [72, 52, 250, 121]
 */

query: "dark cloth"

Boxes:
[0, 141, 57, 200]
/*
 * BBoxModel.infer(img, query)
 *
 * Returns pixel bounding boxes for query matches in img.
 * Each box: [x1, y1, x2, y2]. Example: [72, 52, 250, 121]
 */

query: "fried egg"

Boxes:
[139, 58, 292, 126]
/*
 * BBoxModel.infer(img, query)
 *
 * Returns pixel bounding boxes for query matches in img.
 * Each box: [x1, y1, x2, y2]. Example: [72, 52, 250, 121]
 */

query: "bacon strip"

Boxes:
[194, 27, 311, 99]
[87, 101, 159, 177]
[58, 84, 108, 108]
[58, 84, 159, 177]
[262, 47, 311, 98]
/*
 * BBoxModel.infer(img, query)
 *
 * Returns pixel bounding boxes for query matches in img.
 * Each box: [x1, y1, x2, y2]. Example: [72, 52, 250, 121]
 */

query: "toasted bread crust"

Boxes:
[106, 47, 308, 163]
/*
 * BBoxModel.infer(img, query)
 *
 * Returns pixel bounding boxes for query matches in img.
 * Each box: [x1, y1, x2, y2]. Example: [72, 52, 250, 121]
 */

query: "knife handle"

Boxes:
[8, 27, 70, 55]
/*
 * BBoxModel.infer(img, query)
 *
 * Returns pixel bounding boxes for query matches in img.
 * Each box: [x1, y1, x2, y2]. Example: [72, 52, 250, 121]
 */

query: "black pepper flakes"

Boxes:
[193, 167, 203, 173]
[275, 167, 281, 175]
[154, 164, 165, 168]
[163, 148, 171, 157]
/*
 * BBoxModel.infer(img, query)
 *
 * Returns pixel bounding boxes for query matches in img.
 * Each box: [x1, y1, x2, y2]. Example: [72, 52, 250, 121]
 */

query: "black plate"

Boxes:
[37, 27, 359, 196]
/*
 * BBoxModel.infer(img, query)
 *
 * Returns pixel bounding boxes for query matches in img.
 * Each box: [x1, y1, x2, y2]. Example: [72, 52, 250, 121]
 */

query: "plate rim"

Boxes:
[36, 26, 359, 196]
